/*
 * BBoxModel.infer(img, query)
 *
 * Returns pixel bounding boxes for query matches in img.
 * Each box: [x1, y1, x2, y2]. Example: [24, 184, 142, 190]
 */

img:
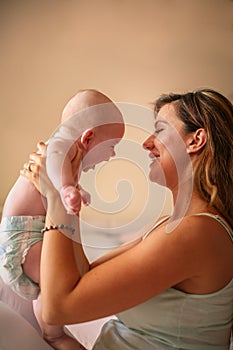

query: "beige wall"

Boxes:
[0, 0, 233, 234]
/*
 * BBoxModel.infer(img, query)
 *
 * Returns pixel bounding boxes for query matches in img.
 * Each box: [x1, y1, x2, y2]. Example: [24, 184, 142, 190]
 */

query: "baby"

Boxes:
[0, 89, 124, 350]
[46, 89, 123, 215]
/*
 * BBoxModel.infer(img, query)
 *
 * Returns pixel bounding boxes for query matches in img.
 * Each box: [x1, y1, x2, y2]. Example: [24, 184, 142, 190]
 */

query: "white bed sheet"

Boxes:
[0, 276, 112, 349]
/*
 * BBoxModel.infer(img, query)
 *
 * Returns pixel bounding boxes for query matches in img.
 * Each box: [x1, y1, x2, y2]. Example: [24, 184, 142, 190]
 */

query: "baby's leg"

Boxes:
[1, 216, 84, 348]
[33, 295, 86, 350]
[23, 245, 86, 350]
[23, 241, 43, 283]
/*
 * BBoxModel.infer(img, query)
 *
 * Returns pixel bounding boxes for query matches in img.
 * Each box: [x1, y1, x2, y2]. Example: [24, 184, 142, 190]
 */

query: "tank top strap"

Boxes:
[192, 212, 233, 242]
[143, 215, 170, 240]
[143, 213, 233, 242]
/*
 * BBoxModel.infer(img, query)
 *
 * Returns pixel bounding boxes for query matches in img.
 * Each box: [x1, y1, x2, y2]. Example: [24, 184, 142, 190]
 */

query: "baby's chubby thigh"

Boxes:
[23, 240, 43, 284]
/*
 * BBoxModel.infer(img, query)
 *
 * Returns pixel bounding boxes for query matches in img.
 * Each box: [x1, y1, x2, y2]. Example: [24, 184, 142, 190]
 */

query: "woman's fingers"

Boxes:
[21, 141, 57, 197]
[20, 166, 38, 181]
[23, 161, 40, 173]
[29, 152, 42, 165]
[29, 142, 47, 164]
[20, 141, 47, 188]
[37, 141, 47, 156]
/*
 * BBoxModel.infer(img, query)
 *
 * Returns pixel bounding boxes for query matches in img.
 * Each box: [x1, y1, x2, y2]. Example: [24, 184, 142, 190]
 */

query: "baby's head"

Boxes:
[62, 89, 125, 171]
[61, 89, 114, 122]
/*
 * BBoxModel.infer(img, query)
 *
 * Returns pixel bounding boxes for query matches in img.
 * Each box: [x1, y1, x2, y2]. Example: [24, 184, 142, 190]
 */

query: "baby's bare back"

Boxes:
[2, 176, 46, 217]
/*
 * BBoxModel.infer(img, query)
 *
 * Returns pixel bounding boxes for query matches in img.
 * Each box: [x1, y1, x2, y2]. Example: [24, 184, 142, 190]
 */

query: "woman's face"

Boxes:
[143, 103, 191, 191]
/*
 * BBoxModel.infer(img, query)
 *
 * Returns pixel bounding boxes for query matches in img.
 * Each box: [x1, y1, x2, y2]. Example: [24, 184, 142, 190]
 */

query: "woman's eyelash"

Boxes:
[155, 128, 164, 135]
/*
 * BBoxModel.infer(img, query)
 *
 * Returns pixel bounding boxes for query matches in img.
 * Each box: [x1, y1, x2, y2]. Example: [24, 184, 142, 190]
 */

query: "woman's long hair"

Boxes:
[154, 88, 233, 229]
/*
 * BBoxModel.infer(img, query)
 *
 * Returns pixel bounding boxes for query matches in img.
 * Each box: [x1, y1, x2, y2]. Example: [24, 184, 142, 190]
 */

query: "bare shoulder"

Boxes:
[148, 215, 233, 253]
[173, 214, 233, 246]
[159, 213, 232, 239]
[142, 213, 233, 275]
[141, 214, 233, 292]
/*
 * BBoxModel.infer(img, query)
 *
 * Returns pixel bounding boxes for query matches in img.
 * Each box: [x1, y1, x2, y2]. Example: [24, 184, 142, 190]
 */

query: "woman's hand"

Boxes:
[20, 141, 57, 198]
[21, 141, 89, 211]
[21, 141, 81, 239]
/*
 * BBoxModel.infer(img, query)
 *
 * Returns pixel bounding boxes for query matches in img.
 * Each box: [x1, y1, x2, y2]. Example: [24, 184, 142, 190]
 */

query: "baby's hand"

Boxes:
[61, 185, 82, 215]
[61, 185, 91, 214]
[78, 185, 91, 206]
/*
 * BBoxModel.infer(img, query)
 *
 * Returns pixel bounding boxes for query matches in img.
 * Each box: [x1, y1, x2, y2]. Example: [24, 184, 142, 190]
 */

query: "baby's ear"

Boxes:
[187, 128, 207, 154]
[80, 129, 94, 149]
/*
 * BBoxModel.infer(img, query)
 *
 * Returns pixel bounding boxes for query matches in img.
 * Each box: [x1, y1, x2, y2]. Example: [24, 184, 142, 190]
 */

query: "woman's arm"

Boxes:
[90, 237, 142, 268]
[41, 191, 199, 326]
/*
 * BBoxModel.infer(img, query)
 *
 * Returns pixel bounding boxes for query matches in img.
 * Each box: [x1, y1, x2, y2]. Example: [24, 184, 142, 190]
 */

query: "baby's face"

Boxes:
[81, 123, 124, 172]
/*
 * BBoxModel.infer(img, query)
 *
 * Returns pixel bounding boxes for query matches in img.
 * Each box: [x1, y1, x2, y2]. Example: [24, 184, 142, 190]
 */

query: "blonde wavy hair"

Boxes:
[154, 88, 233, 229]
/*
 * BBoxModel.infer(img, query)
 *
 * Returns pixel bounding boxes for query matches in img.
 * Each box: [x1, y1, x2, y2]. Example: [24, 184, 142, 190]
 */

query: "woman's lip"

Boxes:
[149, 152, 160, 159]
[149, 154, 160, 160]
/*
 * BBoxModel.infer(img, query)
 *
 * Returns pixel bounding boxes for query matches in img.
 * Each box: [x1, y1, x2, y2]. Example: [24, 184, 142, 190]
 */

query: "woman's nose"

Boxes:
[143, 135, 155, 151]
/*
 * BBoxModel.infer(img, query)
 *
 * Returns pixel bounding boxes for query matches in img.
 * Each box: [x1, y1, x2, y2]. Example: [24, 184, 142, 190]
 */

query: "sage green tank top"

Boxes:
[93, 213, 233, 349]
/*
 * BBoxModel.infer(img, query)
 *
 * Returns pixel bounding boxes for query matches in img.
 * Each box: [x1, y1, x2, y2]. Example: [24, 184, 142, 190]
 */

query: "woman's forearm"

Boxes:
[44, 210, 90, 277]
[41, 192, 89, 322]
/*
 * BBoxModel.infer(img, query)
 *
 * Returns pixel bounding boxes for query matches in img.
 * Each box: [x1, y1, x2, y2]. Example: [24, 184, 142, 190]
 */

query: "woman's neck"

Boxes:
[171, 190, 218, 218]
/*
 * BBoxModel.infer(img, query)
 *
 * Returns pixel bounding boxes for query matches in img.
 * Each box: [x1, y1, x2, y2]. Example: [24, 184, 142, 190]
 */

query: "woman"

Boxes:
[22, 88, 233, 350]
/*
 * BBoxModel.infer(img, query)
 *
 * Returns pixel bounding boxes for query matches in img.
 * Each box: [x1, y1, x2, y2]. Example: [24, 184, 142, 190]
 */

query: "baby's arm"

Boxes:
[46, 139, 81, 214]
[46, 138, 77, 191]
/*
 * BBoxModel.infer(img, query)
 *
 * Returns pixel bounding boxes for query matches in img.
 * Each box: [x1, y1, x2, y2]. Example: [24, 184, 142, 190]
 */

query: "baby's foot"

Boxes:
[61, 185, 81, 215]
[45, 332, 86, 350]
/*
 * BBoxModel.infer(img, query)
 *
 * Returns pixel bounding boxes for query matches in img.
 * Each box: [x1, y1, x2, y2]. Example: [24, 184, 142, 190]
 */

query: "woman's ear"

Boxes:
[187, 128, 207, 154]
[80, 129, 95, 150]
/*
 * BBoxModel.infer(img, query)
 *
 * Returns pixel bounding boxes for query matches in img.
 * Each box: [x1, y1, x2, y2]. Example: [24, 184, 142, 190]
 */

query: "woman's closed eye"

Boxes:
[154, 128, 164, 135]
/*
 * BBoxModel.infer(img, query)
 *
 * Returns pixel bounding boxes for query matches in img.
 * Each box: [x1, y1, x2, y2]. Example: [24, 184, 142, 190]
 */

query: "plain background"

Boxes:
[1, 0, 233, 253]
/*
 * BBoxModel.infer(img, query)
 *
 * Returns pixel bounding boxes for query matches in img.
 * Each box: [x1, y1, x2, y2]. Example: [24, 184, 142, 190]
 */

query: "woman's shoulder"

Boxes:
[142, 214, 202, 240]
[143, 212, 233, 249]
[141, 213, 233, 294]
[178, 212, 233, 242]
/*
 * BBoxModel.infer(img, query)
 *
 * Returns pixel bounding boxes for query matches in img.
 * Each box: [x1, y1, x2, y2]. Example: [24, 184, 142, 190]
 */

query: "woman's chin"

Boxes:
[149, 172, 166, 187]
